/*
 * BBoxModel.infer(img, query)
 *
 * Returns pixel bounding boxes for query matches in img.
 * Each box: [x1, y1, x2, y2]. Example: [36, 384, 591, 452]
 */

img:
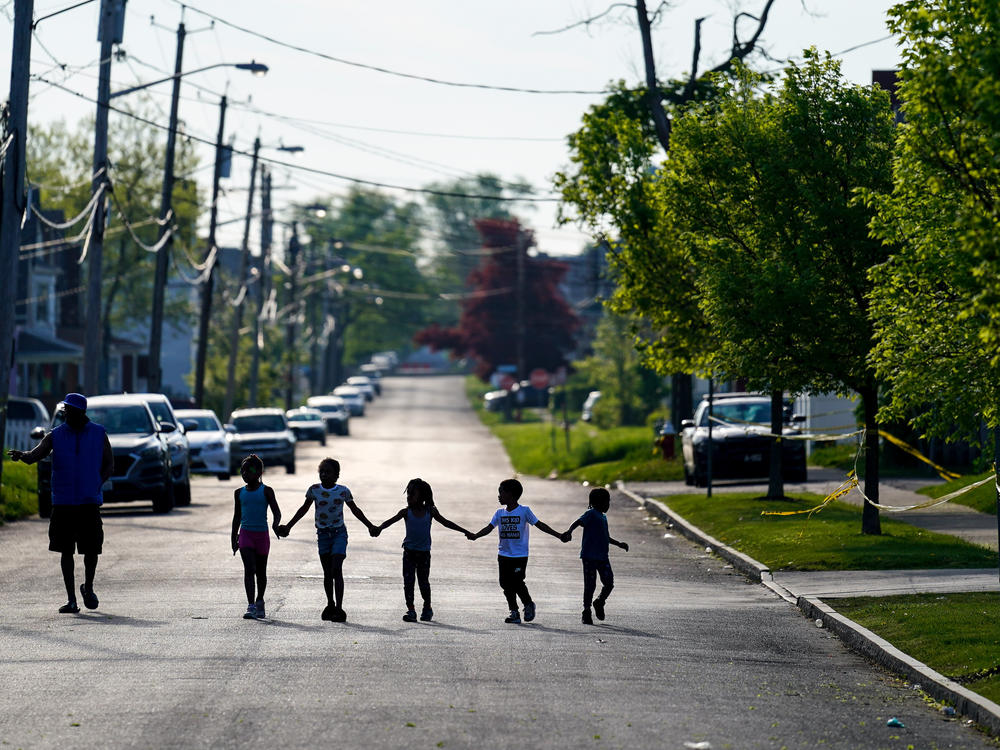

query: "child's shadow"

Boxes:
[339, 622, 405, 637]
[419, 621, 486, 635]
[259, 619, 328, 633]
[519, 623, 579, 635]
[590, 623, 661, 639]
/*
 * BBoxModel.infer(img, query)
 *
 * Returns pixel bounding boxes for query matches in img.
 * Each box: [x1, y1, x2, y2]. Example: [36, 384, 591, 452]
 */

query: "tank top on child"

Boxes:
[239, 485, 269, 531]
[402, 507, 433, 552]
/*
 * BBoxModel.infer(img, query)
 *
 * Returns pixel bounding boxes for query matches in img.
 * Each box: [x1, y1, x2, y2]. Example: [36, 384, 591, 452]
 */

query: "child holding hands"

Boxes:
[563, 487, 628, 625]
[371, 478, 470, 622]
[231, 454, 282, 620]
[277, 458, 375, 622]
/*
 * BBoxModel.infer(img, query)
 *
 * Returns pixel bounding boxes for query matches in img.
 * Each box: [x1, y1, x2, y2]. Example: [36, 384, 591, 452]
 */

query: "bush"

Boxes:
[0, 461, 38, 522]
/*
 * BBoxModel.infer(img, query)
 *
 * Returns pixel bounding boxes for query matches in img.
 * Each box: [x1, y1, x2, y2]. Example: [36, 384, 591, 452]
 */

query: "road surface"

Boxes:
[0, 376, 991, 748]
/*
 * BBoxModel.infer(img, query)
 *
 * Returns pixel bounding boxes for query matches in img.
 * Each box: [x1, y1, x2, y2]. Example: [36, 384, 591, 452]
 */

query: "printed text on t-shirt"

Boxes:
[499, 516, 521, 539]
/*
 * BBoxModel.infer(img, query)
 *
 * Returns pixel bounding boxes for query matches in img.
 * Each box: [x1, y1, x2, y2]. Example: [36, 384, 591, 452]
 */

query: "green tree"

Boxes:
[573, 311, 666, 428]
[27, 110, 201, 388]
[868, 1, 1000, 449]
[660, 55, 895, 519]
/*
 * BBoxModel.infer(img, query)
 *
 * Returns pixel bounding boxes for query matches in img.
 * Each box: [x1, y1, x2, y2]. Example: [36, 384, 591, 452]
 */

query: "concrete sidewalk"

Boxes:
[618, 481, 1000, 736]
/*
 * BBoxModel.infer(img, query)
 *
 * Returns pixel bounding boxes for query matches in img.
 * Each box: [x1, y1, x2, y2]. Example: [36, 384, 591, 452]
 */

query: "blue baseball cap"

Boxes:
[62, 393, 88, 412]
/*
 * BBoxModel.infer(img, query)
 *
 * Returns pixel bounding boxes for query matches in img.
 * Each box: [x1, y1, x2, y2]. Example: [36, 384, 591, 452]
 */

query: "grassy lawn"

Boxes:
[663, 492, 996, 571]
[0, 461, 38, 522]
[918, 471, 997, 515]
[465, 376, 683, 484]
[833, 593, 1000, 705]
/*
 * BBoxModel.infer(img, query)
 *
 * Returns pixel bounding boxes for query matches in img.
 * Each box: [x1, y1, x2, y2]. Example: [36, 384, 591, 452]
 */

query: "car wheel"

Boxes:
[320, 434, 327, 446]
[341, 424, 349, 436]
[175, 478, 192, 507]
[217, 471, 231, 481]
[683, 465, 694, 486]
[285, 459, 296, 475]
[152, 477, 175, 514]
[38, 488, 52, 518]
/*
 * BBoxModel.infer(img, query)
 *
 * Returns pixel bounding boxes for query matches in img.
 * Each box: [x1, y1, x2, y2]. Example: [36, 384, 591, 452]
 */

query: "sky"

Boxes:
[3, 0, 903, 260]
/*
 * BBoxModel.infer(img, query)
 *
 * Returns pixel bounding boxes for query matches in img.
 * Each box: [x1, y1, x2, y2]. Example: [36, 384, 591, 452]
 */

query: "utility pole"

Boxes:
[248, 165, 271, 407]
[0, 0, 34, 484]
[192, 95, 227, 409]
[223, 137, 260, 419]
[146, 20, 185, 394]
[83, 0, 124, 395]
[284, 225, 300, 410]
[515, 226, 526, 381]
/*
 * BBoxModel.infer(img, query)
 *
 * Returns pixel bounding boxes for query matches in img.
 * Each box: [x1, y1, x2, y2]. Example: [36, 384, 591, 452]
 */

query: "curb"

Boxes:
[617, 483, 1000, 735]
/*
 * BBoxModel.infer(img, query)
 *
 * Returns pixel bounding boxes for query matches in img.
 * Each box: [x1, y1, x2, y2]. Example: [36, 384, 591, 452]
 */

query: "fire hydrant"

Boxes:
[656, 421, 676, 460]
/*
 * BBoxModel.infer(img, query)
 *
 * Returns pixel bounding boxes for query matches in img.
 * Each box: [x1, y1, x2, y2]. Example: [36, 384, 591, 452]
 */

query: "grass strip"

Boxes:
[833, 593, 1000, 705]
[918, 471, 997, 515]
[466, 376, 682, 484]
[664, 492, 996, 571]
[0, 461, 38, 522]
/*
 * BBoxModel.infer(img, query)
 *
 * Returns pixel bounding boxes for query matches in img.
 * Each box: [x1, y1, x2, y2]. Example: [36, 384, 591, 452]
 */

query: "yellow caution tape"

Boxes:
[760, 472, 859, 517]
[857, 473, 997, 512]
[878, 430, 961, 481]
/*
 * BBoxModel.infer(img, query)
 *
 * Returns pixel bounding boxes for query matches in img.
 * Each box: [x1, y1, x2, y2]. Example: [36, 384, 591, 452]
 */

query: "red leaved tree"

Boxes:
[415, 218, 579, 380]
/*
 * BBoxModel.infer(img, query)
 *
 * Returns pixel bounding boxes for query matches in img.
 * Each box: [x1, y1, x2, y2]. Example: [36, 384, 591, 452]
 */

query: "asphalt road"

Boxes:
[0, 375, 994, 749]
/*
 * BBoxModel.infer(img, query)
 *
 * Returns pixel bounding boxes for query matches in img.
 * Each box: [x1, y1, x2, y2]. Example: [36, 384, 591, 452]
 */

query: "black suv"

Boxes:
[680, 393, 807, 486]
[35, 394, 177, 516]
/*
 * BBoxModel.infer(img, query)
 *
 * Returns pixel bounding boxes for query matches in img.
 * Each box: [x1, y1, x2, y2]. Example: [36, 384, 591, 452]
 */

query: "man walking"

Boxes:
[8, 393, 114, 613]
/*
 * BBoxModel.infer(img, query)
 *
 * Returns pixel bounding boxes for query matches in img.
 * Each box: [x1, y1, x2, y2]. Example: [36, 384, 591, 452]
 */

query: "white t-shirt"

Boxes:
[307, 483, 354, 529]
[490, 504, 538, 558]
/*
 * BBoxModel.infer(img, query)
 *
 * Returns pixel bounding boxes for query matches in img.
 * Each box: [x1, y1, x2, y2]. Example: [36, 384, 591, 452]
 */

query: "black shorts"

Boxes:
[48, 504, 104, 555]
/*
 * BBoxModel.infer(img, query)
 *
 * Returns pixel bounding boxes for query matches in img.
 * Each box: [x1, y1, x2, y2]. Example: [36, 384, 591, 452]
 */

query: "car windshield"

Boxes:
[698, 401, 773, 426]
[291, 413, 320, 421]
[232, 415, 285, 432]
[146, 400, 174, 426]
[185, 416, 220, 431]
[88, 405, 155, 434]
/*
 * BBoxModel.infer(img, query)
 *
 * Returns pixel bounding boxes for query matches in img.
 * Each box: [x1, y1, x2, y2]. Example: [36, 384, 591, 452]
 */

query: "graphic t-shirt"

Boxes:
[307, 483, 354, 529]
[489, 504, 538, 558]
[577, 507, 610, 560]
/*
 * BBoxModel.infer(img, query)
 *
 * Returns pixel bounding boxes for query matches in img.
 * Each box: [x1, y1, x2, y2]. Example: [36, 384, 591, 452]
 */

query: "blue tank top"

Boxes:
[51, 421, 106, 506]
[239, 484, 269, 532]
[402, 507, 433, 551]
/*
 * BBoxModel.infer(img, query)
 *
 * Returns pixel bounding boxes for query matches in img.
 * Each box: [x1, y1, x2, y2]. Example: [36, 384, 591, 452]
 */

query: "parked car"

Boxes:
[6, 396, 50, 451]
[680, 393, 807, 487]
[128, 393, 192, 506]
[228, 408, 297, 474]
[333, 385, 366, 417]
[483, 389, 508, 413]
[359, 364, 383, 395]
[35, 395, 177, 516]
[175, 408, 231, 480]
[581, 391, 601, 422]
[305, 395, 350, 435]
[346, 375, 376, 401]
[285, 407, 328, 445]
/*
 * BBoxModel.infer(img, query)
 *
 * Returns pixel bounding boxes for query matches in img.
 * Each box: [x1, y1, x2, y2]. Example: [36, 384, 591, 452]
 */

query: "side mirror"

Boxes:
[224, 424, 237, 434]
[30, 426, 46, 440]
[158, 422, 177, 434]
[680, 419, 696, 430]
[182, 419, 199, 432]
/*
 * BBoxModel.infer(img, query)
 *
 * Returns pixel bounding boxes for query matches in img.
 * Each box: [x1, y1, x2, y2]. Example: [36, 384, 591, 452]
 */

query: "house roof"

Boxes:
[15, 328, 83, 365]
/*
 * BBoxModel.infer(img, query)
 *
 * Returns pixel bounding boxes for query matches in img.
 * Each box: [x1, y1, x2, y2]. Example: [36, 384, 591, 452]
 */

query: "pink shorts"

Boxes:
[238, 529, 271, 555]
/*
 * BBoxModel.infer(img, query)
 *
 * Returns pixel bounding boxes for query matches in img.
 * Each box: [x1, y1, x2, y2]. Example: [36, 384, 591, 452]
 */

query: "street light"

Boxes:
[138, 42, 269, 394]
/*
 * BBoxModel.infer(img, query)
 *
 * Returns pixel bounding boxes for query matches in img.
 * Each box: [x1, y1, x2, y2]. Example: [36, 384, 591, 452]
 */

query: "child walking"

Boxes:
[563, 487, 628, 625]
[231, 454, 282, 620]
[467, 478, 564, 624]
[278, 458, 375, 622]
[372, 478, 471, 623]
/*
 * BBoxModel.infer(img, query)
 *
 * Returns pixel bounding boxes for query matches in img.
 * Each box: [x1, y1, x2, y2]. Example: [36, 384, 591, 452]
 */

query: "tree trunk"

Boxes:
[634, 0, 673, 152]
[671, 374, 693, 432]
[860, 383, 882, 535]
[766, 389, 784, 499]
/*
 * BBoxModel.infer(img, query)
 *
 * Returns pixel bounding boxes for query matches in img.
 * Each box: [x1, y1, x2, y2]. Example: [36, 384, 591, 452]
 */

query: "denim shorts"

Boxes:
[317, 525, 348, 556]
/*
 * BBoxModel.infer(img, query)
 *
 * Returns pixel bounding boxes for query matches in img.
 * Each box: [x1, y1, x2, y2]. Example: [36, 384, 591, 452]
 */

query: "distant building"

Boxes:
[872, 69, 903, 123]
[535, 242, 611, 358]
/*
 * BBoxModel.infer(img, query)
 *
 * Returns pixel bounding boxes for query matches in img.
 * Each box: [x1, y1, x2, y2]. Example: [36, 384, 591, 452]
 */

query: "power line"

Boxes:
[168, 0, 609, 96]
[32, 76, 563, 202]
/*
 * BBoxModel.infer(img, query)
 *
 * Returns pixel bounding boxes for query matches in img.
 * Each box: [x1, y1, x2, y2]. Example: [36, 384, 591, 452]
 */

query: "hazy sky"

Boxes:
[3, 0, 902, 258]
